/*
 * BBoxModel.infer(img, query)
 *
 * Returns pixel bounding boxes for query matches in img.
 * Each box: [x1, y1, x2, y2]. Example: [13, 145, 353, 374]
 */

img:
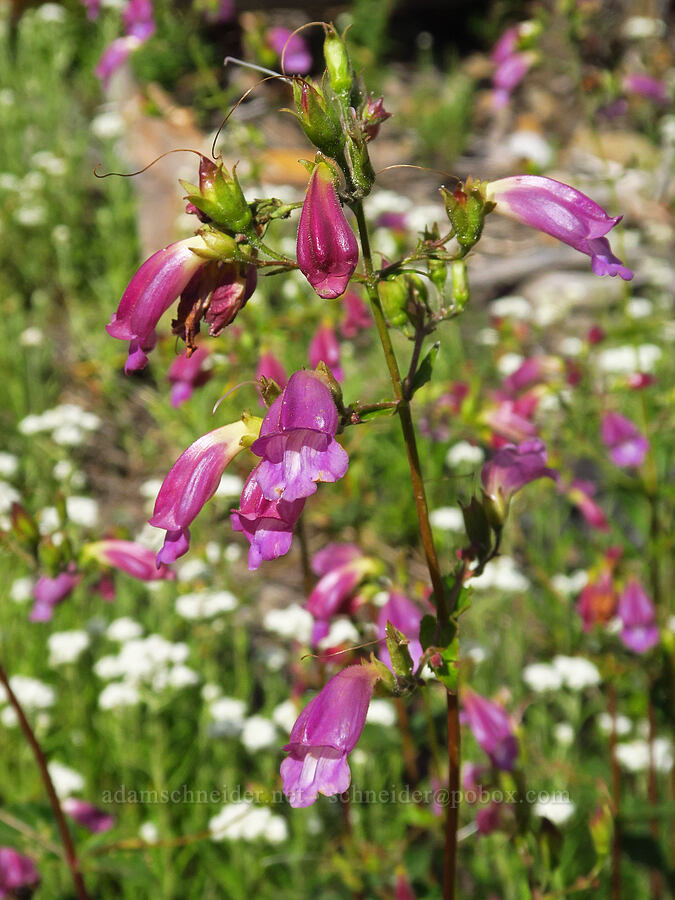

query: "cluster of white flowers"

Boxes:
[445, 441, 484, 468]
[470, 557, 530, 593]
[523, 656, 601, 693]
[429, 506, 465, 532]
[48, 630, 90, 666]
[0, 675, 55, 710]
[94, 634, 198, 707]
[18, 403, 101, 447]
[615, 739, 673, 773]
[0, 452, 18, 478]
[47, 761, 85, 799]
[209, 801, 288, 843]
[594, 343, 661, 375]
[263, 604, 314, 644]
[532, 797, 576, 825]
[490, 296, 532, 320]
[9, 576, 34, 604]
[317, 618, 360, 649]
[175, 590, 238, 620]
[550, 570, 588, 596]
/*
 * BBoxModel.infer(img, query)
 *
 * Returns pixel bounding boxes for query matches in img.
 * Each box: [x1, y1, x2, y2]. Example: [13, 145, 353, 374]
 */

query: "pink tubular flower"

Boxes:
[95, 0, 155, 87]
[106, 237, 210, 372]
[311, 543, 363, 577]
[485, 176, 633, 279]
[482, 396, 538, 444]
[230, 467, 305, 570]
[84, 540, 175, 581]
[340, 290, 371, 338]
[601, 412, 649, 468]
[167, 346, 212, 408]
[623, 74, 669, 105]
[267, 27, 312, 74]
[492, 51, 536, 108]
[0, 847, 40, 898]
[31, 569, 80, 622]
[502, 356, 561, 395]
[481, 439, 556, 519]
[281, 664, 380, 807]
[308, 324, 344, 382]
[150, 417, 261, 566]
[462, 689, 519, 771]
[491, 25, 520, 63]
[617, 579, 659, 654]
[297, 162, 359, 300]
[249, 370, 349, 504]
[82, 0, 101, 20]
[306, 555, 377, 641]
[62, 798, 115, 833]
[377, 592, 426, 671]
[476, 802, 502, 835]
[578, 567, 617, 632]
[567, 480, 610, 532]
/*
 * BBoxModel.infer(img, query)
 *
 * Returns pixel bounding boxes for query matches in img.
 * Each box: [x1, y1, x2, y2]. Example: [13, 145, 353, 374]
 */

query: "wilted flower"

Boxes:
[167, 346, 212, 407]
[486, 176, 633, 279]
[0, 846, 40, 897]
[308, 324, 344, 381]
[281, 664, 380, 807]
[249, 370, 349, 504]
[297, 162, 359, 299]
[31, 569, 79, 622]
[150, 417, 261, 565]
[617, 578, 659, 653]
[462, 689, 519, 771]
[601, 412, 649, 467]
[84, 539, 175, 581]
[230, 469, 305, 571]
[62, 798, 115, 833]
[481, 439, 556, 523]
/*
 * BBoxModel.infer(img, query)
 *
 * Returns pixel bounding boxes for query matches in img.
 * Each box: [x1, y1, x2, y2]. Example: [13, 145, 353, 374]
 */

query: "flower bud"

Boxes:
[323, 28, 353, 102]
[181, 158, 252, 234]
[292, 80, 342, 158]
[378, 277, 409, 327]
[440, 181, 493, 250]
[451, 259, 469, 309]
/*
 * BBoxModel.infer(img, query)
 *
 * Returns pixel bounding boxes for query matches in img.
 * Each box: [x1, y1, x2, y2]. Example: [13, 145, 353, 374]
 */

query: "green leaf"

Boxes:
[385, 621, 414, 677]
[434, 636, 460, 691]
[357, 406, 396, 422]
[410, 341, 440, 395]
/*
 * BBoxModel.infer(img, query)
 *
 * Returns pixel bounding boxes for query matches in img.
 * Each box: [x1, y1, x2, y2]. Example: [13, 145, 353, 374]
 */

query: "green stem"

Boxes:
[351, 199, 457, 900]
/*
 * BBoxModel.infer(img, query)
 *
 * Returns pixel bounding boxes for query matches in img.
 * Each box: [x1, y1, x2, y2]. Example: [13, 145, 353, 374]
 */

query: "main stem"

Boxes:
[352, 199, 459, 900]
[0, 660, 89, 900]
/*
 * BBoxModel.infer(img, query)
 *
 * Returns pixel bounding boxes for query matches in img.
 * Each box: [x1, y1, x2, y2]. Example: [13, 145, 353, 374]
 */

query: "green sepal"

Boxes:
[409, 342, 440, 396]
[370, 654, 396, 692]
[460, 496, 492, 564]
[385, 621, 414, 678]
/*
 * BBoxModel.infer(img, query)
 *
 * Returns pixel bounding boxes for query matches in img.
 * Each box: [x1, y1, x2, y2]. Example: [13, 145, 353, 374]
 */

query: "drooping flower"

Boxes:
[340, 290, 371, 338]
[377, 592, 427, 671]
[297, 162, 359, 300]
[62, 798, 115, 833]
[150, 417, 261, 566]
[106, 237, 210, 372]
[83, 540, 175, 581]
[617, 578, 659, 654]
[267, 26, 312, 74]
[230, 468, 305, 571]
[306, 553, 378, 643]
[30, 569, 80, 622]
[485, 176, 633, 279]
[481, 439, 556, 522]
[167, 346, 212, 407]
[0, 846, 40, 898]
[492, 51, 536, 108]
[280, 664, 380, 807]
[601, 412, 649, 467]
[567, 480, 610, 532]
[462, 689, 519, 771]
[249, 370, 349, 504]
[308, 324, 344, 382]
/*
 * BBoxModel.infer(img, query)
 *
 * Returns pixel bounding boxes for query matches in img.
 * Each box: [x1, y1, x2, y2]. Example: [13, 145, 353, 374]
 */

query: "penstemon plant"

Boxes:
[99, 24, 635, 898]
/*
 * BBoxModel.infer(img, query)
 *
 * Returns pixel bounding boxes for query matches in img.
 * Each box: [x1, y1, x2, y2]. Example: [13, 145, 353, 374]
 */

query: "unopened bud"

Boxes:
[292, 80, 342, 157]
[440, 180, 494, 250]
[323, 29, 353, 101]
[451, 259, 469, 308]
[181, 159, 252, 234]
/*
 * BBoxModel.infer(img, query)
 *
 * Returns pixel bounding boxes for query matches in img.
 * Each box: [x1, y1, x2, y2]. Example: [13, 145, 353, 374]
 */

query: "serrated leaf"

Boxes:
[409, 341, 440, 395]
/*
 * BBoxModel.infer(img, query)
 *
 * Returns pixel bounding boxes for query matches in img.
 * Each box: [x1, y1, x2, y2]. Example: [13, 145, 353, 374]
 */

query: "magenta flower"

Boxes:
[311, 543, 363, 576]
[617, 578, 659, 654]
[84, 540, 175, 581]
[476, 802, 502, 835]
[250, 370, 349, 504]
[168, 346, 212, 408]
[363, 96, 391, 141]
[297, 162, 359, 300]
[482, 397, 538, 443]
[623, 74, 669, 105]
[491, 25, 520, 63]
[578, 568, 617, 632]
[486, 176, 633, 279]
[306, 555, 377, 641]
[481, 439, 556, 519]
[280, 664, 380, 807]
[601, 412, 649, 467]
[122, 0, 155, 39]
[377, 592, 426, 671]
[462, 689, 519, 771]
[106, 237, 210, 372]
[627, 372, 656, 390]
[267, 26, 312, 74]
[256, 352, 287, 389]
[62, 798, 115, 833]
[308, 324, 344, 382]
[31, 569, 80, 622]
[150, 417, 260, 565]
[95, 0, 155, 87]
[82, 0, 101, 20]
[502, 356, 561, 395]
[340, 290, 371, 338]
[0, 847, 40, 898]
[176, 261, 257, 345]
[567, 480, 610, 532]
[492, 51, 535, 108]
[230, 468, 306, 570]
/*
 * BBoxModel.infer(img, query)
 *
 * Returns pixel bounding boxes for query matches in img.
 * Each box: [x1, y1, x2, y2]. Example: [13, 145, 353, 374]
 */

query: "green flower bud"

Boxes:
[181, 158, 252, 234]
[440, 180, 494, 250]
[451, 259, 469, 309]
[378, 277, 409, 327]
[323, 29, 353, 101]
[292, 80, 343, 157]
